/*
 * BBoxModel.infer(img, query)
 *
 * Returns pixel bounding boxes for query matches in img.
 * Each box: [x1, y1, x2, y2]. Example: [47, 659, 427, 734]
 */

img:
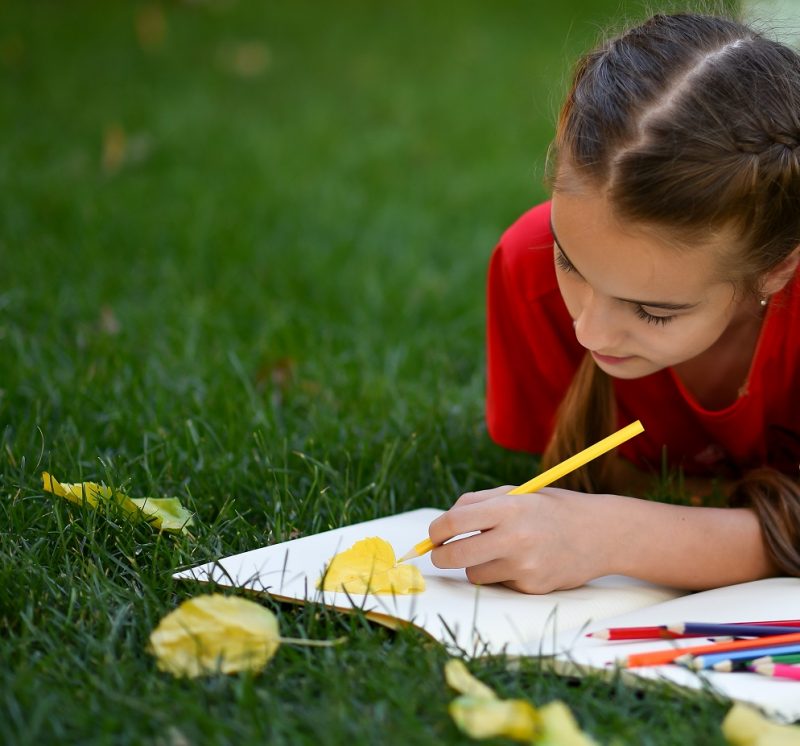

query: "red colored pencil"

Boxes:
[752, 663, 800, 681]
[589, 619, 800, 641]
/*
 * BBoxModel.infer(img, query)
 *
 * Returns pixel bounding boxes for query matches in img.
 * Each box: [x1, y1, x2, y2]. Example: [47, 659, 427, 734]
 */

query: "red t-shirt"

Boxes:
[486, 201, 800, 478]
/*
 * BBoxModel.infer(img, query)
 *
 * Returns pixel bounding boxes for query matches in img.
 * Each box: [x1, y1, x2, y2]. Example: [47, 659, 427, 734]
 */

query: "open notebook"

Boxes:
[174, 508, 800, 723]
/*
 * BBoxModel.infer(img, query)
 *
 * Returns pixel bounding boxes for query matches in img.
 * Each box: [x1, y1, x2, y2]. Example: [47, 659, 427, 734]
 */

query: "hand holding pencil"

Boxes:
[399, 421, 644, 594]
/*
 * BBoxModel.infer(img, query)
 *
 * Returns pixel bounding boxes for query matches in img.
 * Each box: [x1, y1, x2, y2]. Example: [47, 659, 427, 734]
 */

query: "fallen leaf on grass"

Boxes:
[149, 594, 280, 677]
[444, 659, 596, 744]
[317, 536, 425, 594]
[722, 703, 800, 745]
[445, 658, 498, 699]
[537, 701, 598, 746]
[135, 4, 167, 52]
[217, 40, 270, 77]
[450, 696, 541, 742]
[42, 472, 194, 533]
[149, 594, 345, 678]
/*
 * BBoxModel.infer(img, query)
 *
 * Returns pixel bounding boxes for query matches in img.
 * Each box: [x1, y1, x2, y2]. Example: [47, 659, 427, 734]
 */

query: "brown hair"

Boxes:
[540, 13, 800, 574]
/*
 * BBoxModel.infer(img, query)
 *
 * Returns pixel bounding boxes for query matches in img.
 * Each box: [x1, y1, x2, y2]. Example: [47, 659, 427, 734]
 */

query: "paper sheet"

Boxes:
[173, 508, 683, 654]
[174, 508, 800, 722]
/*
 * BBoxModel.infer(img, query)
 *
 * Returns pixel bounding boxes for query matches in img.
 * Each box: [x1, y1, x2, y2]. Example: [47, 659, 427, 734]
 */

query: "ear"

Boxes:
[761, 245, 800, 297]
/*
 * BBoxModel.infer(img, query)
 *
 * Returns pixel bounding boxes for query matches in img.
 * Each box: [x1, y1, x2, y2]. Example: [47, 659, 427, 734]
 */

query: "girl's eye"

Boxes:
[634, 306, 675, 326]
[555, 248, 574, 273]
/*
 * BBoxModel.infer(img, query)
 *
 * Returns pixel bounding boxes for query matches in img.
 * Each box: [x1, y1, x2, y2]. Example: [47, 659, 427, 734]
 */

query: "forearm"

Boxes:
[598, 494, 778, 589]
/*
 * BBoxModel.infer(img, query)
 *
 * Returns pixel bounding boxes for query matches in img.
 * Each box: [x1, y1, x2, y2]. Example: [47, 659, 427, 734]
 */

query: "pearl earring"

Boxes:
[760, 296, 768, 307]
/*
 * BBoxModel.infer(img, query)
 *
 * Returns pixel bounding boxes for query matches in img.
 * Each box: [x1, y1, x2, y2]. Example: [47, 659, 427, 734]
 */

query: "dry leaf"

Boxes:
[102, 124, 127, 174]
[318, 537, 425, 594]
[449, 696, 541, 742]
[722, 703, 800, 746]
[136, 4, 167, 51]
[99, 305, 121, 335]
[149, 594, 279, 677]
[42, 472, 194, 533]
[218, 41, 270, 77]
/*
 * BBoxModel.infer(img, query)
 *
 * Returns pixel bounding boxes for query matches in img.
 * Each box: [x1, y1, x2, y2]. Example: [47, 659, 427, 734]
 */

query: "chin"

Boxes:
[594, 358, 664, 380]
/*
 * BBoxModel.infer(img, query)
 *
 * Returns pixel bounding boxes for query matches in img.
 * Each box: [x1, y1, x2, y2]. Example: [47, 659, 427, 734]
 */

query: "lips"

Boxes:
[591, 351, 633, 365]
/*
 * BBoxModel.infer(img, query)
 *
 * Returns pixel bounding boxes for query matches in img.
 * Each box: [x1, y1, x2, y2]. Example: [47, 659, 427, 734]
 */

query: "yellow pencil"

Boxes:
[397, 420, 644, 563]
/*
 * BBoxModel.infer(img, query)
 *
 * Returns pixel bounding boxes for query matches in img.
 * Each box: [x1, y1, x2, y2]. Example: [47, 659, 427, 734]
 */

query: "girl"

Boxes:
[429, 13, 800, 593]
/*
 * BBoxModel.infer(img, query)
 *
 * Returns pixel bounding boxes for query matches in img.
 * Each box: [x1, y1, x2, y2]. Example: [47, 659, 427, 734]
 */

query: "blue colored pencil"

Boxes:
[667, 622, 800, 637]
[678, 642, 800, 671]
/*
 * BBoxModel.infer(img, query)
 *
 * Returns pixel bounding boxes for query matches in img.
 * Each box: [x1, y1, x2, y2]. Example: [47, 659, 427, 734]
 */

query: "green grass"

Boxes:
[0, 1, 742, 744]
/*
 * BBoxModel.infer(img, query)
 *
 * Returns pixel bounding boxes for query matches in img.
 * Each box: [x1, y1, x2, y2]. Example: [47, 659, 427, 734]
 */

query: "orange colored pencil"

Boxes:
[622, 630, 800, 668]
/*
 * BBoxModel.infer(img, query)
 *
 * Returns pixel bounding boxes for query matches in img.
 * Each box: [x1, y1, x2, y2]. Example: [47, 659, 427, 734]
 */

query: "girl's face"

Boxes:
[549, 188, 756, 380]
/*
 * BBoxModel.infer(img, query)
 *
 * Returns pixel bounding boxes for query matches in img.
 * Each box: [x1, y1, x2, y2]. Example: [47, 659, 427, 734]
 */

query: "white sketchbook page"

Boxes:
[173, 507, 684, 655]
[548, 577, 800, 723]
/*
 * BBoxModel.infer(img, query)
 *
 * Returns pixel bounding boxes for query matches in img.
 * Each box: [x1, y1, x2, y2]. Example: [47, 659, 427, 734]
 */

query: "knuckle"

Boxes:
[465, 566, 483, 585]
[430, 513, 454, 544]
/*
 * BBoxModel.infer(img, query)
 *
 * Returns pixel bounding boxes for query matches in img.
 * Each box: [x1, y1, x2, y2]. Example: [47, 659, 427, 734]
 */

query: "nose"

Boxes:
[573, 292, 624, 352]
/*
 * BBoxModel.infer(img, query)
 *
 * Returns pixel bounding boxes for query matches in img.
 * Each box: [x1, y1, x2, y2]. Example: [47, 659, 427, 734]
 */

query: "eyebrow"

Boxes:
[549, 216, 699, 311]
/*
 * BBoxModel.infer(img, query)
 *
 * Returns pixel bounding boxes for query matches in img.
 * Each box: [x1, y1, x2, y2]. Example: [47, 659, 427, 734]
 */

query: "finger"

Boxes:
[452, 485, 517, 508]
[465, 558, 515, 586]
[428, 497, 506, 546]
[430, 528, 505, 570]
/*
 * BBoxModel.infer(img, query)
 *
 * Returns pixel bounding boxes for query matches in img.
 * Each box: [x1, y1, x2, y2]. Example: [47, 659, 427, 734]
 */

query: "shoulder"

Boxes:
[491, 201, 558, 300]
[498, 200, 554, 252]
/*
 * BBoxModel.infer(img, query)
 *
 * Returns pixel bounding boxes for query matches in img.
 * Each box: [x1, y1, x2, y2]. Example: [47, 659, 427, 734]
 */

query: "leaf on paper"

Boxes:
[722, 703, 800, 746]
[148, 594, 280, 678]
[42, 472, 194, 533]
[318, 537, 425, 595]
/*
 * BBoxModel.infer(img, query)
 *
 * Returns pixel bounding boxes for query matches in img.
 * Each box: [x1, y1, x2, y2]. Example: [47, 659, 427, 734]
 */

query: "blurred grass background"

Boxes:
[1, 1, 747, 744]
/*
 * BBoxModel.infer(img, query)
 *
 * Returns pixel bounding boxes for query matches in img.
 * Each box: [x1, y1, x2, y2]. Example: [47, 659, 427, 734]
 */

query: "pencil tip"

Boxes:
[588, 630, 610, 639]
[396, 549, 415, 563]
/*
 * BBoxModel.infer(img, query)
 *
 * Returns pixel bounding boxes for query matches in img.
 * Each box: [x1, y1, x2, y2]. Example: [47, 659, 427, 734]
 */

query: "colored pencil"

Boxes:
[712, 651, 800, 672]
[666, 622, 800, 637]
[679, 643, 800, 671]
[752, 663, 800, 681]
[397, 420, 644, 562]
[622, 631, 800, 668]
[590, 619, 800, 640]
[751, 653, 800, 666]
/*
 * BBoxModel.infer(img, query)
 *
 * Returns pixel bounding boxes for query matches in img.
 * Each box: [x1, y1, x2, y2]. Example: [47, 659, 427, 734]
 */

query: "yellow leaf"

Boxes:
[318, 537, 425, 594]
[443, 661, 596, 745]
[444, 659, 498, 700]
[148, 594, 280, 678]
[449, 695, 541, 742]
[722, 704, 800, 746]
[539, 701, 598, 746]
[42, 471, 194, 534]
[42, 472, 112, 508]
[128, 497, 194, 532]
